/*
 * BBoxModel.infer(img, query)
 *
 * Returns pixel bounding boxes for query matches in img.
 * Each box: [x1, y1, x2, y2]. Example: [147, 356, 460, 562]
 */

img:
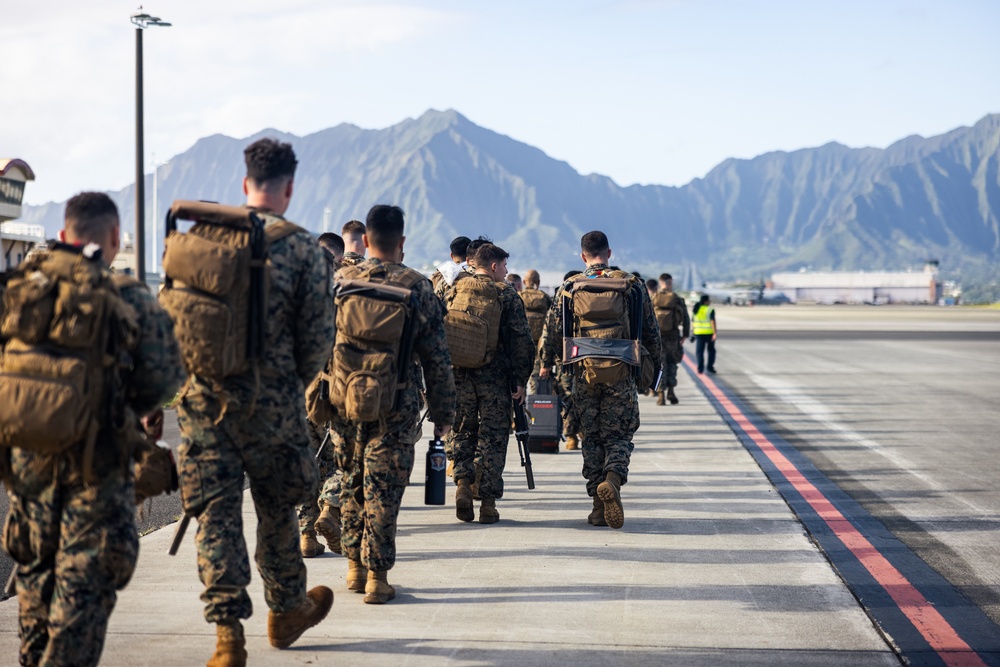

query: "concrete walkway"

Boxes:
[0, 370, 897, 665]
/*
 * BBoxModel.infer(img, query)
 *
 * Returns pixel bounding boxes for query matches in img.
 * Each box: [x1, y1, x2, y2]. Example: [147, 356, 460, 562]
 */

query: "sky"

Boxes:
[3, 0, 999, 206]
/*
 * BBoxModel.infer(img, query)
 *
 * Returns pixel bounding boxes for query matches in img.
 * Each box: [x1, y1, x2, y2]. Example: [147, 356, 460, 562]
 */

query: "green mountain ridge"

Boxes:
[20, 110, 1000, 284]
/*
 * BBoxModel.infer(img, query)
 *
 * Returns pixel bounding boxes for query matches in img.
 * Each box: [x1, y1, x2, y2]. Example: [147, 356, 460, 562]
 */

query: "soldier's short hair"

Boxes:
[473, 243, 509, 266]
[318, 232, 344, 256]
[465, 235, 492, 267]
[660, 273, 672, 282]
[244, 138, 297, 185]
[524, 269, 540, 288]
[507, 273, 521, 283]
[581, 231, 609, 258]
[646, 279, 658, 293]
[342, 220, 366, 236]
[64, 192, 119, 241]
[365, 205, 405, 253]
[450, 236, 472, 260]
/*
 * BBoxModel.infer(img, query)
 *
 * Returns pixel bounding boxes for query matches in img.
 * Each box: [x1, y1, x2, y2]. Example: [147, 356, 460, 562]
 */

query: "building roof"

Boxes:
[0, 159, 36, 181]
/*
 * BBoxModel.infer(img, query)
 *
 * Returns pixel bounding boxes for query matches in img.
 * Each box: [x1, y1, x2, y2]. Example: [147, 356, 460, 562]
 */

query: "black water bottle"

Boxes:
[424, 438, 446, 505]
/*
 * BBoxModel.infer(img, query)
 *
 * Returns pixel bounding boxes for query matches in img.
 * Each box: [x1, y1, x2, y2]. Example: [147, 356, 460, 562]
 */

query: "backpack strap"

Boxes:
[264, 219, 306, 245]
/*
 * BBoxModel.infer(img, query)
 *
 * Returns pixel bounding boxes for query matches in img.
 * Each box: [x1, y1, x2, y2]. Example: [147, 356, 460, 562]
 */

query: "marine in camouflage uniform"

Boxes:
[340, 251, 365, 267]
[332, 206, 456, 604]
[174, 139, 335, 663]
[447, 246, 534, 524]
[297, 420, 341, 554]
[2, 193, 185, 667]
[655, 276, 690, 405]
[175, 211, 333, 621]
[538, 232, 660, 529]
[298, 247, 343, 558]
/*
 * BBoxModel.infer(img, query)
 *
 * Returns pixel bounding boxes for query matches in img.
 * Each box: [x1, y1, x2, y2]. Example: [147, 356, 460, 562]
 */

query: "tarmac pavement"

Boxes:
[0, 368, 896, 666]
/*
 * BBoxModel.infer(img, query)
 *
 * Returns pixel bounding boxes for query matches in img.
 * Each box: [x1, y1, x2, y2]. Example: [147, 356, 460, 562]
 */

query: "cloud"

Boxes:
[1, 0, 459, 204]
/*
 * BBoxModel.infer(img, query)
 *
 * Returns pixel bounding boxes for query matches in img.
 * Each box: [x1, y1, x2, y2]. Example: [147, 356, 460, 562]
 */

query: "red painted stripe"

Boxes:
[684, 356, 986, 667]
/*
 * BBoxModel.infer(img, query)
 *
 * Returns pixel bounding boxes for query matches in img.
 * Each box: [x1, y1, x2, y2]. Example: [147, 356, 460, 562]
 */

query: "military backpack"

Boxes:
[519, 287, 550, 344]
[321, 262, 421, 424]
[0, 245, 138, 461]
[561, 271, 650, 386]
[443, 273, 503, 369]
[651, 290, 679, 333]
[158, 200, 302, 389]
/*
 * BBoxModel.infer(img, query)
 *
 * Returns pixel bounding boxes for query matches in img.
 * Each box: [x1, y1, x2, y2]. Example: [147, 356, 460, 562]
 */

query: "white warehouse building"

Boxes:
[771, 264, 942, 305]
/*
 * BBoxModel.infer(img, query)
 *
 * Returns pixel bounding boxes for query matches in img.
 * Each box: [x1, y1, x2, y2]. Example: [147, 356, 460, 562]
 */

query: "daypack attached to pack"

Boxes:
[561, 273, 642, 385]
[520, 288, 549, 344]
[0, 245, 138, 465]
[443, 274, 503, 369]
[159, 201, 301, 391]
[324, 262, 422, 424]
[651, 290, 679, 333]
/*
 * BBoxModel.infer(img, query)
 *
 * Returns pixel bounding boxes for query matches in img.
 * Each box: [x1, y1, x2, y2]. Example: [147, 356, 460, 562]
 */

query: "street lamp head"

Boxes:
[131, 11, 172, 29]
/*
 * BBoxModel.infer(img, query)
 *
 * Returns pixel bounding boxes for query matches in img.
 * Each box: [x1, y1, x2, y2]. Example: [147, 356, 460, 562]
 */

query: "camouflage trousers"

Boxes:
[658, 333, 684, 389]
[297, 419, 342, 535]
[575, 377, 639, 497]
[554, 365, 579, 437]
[4, 453, 137, 667]
[449, 367, 512, 501]
[176, 389, 319, 624]
[334, 422, 416, 572]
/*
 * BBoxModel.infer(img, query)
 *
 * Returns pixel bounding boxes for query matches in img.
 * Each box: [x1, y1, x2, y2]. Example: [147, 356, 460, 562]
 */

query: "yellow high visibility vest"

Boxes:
[692, 306, 715, 335]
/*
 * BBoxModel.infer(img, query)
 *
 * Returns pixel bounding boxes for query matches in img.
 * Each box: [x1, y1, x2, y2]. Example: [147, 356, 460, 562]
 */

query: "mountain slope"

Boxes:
[19, 110, 1000, 277]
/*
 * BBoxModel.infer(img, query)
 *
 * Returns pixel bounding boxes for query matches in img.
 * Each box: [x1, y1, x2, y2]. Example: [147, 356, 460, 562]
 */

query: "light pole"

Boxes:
[131, 8, 171, 283]
[151, 154, 166, 275]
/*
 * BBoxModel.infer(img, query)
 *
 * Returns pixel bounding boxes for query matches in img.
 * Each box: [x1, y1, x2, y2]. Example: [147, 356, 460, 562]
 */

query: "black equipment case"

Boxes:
[526, 377, 561, 454]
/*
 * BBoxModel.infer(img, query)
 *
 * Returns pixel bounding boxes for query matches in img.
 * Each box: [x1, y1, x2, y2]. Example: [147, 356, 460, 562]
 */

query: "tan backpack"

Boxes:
[561, 272, 642, 385]
[0, 246, 138, 464]
[323, 262, 422, 423]
[651, 290, 678, 333]
[158, 201, 302, 387]
[443, 273, 503, 368]
[519, 287, 549, 344]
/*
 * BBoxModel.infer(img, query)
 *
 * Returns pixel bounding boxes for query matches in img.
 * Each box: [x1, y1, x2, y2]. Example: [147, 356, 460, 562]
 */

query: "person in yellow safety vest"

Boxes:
[691, 294, 717, 374]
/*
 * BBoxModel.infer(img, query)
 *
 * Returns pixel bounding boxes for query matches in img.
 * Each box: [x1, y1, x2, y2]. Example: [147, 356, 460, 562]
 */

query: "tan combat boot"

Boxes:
[667, 387, 679, 405]
[314, 504, 341, 555]
[207, 621, 247, 667]
[364, 570, 396, 605]
[347, 559, 368, 593]
[479, 498, 500, 524]
[267, 586, 334, 649]
[655, 391, 666, 406]
[596, 471, 625, 529]
[300, 529, 325, 558]
[455, 478, 475, 522]
[587, 495, 607, 526]
[472, 464, 483, 501]
[446, 459, 454, 478]
[565, 434, 579, 450]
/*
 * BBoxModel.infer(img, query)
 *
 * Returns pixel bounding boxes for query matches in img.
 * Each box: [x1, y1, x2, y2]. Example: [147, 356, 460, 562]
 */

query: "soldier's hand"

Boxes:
[434, 423, 452, 439]
[539, 367, 551, 380]
[142, 409, 165, 441]
[511, 385, 525, 404]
